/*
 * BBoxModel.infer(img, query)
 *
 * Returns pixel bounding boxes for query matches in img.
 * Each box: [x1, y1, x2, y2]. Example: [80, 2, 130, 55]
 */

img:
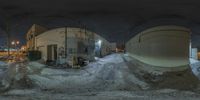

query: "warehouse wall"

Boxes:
[66, 27, 95, 61]
[26, 24, 48, 51]
[95, 34, 113, 57]
[126, 25, 190, 68]
[35, 27, 96, 62]
[35, 28, 66, 61]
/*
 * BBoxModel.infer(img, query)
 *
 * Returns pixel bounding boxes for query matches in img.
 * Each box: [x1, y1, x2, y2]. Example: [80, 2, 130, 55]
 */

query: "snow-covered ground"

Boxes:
[1, 54, 200, 100]
[190, 58, 200, 79]
[28, 54, 149, 92]
[190, 58, 200, 64]
[0, 61, 7, 67]
[1, 89, 200, 100]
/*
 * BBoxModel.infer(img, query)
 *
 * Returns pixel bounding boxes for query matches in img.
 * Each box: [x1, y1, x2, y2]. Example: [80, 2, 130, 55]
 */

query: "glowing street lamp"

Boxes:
[11, 41, 15, 45]
[98, 40, 102, 57]
[98, 40, 102, 46]
[11, 40, 20, 45]
[11, 40, 20, 50]
[11, 40, 20, 57]
[16, 41, 20, 45]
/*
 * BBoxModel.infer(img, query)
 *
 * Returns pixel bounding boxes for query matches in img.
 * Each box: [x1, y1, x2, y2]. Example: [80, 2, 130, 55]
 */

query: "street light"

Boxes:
[97, 40, 102, 57]
[11, 40, 20, 56]
[16, 41, 20, 45]
[98, 40, 102, 47]
[11, 41, 15, 45]
[11, 40, 20, 46]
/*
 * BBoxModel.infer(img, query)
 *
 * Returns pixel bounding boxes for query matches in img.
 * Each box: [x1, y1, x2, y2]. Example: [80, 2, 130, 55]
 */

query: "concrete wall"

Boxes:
[95, 34, 113, 57]
[35, 27, 95, 61]
[126, 25, 190, 68]
[35, 26, 114, 61]
[26, 24, 48, 51]
[35, 28, 66, 61]
[66, 27, 95, 60]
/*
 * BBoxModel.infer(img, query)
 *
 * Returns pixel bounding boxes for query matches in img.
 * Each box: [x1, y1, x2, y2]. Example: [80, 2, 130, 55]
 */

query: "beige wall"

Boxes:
[35, 27, 95, 61]
[26, 24, 48, 51]
[95, 34, 112, 56]
[66, 27, 95, 60]
[35, 28, 66, 60]
[126, 25, 190, 68]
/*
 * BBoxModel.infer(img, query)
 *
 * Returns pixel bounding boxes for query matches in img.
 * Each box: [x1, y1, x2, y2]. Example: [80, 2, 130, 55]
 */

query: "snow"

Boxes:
[1, 54, 200, 100]
[27, 62, 46, 74]
[190, 58, 199, 64]
[0, 61, 7, 67]
[28, 62, 46, 68]
[4, 89, 37, 96]
[190, 59, 200, 79]
[2, 89, 200, 100]
[28, 54, 149, 92]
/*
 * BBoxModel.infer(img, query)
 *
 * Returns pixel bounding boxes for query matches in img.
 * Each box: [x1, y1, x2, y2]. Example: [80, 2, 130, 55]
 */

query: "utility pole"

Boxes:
[0, 9, 11, 56]
[5, 20, 11, 56]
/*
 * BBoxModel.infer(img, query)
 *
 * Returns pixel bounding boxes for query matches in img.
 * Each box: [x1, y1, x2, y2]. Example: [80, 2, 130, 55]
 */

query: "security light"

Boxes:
[98, 40, 102, 46]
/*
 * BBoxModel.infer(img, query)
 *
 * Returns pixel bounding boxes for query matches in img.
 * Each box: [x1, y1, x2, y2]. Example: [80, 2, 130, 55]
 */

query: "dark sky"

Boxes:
[0, 0, 200, 47]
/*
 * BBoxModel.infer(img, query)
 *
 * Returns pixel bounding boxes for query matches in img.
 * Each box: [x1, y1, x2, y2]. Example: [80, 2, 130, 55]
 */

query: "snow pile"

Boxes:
[190, 58, 199, 64]
[98, 54, 124, 64]
[41, 68, 70, 75]
[28, 54, 149, 92]
[28, 62, 46, 68]
[190, 59, 200, 79]
[0, 61, 7, 68]
[27, 62, 46, 74]
[4, 89, 37, 96]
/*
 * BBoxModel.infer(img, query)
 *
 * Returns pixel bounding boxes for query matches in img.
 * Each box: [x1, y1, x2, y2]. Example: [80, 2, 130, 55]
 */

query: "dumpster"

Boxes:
[28, 51, 41, 61]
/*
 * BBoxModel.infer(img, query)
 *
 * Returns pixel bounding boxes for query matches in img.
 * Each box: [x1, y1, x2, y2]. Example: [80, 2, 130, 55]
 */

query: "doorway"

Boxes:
[47, 44, 58, 61]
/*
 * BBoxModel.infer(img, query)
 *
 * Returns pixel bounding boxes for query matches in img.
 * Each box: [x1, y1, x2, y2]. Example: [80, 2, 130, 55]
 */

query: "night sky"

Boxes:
[0, 0, 200, 48]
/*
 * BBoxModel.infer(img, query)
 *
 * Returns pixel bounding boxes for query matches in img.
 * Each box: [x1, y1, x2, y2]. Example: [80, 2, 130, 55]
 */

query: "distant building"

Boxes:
[26, 24, 48, 51]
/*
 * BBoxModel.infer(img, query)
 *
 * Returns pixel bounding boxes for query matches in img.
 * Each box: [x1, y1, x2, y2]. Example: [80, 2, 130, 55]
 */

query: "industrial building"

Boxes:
[126, 25, 190, 71]
[26, 25, 115, 65]
[35, 27, 95, 65]
[26, 24, 48, 51]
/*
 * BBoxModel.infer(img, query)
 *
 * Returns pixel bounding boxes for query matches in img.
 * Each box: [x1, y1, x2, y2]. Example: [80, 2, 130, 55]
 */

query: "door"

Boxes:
[47, 45, 52, 61]
[47, 45, 58, 61]
[53, 45, 57, 60]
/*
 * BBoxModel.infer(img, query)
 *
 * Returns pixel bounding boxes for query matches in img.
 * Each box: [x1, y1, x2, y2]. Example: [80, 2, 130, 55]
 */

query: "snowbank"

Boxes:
[27, 62, 46, 74]
[0, 61, 7, 67]
[190, 58, 199, 64]
[190, 59, 200, 79]
[28, 54, 149, 92]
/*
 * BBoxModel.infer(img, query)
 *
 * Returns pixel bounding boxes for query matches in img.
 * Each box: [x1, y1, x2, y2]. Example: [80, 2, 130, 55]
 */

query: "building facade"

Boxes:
[26, 24, 48, 51]
[35, 27, 95, 63]
[126, 25, 190, 69]
[26, 25, 116, 65]
[94, 34, 116, 57]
